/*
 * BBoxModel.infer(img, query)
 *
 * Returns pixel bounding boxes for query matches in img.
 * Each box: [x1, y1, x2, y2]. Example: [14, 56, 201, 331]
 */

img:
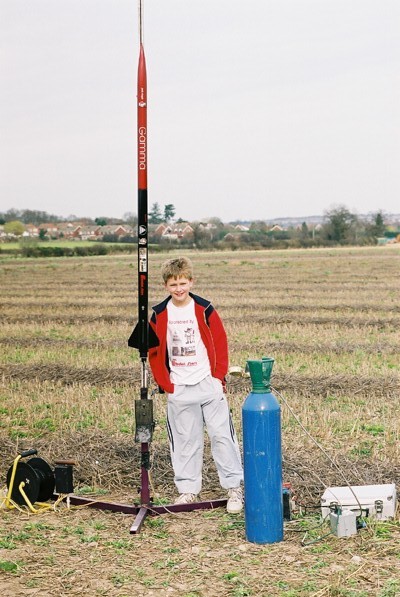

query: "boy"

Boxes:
[148, 257, 243, 513]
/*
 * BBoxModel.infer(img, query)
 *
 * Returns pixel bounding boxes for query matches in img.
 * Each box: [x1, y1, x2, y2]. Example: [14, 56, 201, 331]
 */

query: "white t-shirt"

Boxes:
[167, 298, 211, 385]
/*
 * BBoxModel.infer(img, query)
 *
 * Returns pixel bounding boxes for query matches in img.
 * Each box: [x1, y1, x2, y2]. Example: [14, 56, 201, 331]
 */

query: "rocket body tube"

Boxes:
[137, 43, 148, 360]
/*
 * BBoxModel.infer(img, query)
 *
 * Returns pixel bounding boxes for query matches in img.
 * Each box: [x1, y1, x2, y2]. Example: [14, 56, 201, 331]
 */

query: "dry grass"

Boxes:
[1, 246, 399, 596]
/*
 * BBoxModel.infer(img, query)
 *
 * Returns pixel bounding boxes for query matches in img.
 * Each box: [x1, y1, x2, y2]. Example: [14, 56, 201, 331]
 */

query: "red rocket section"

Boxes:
[137, 44, 147, 190]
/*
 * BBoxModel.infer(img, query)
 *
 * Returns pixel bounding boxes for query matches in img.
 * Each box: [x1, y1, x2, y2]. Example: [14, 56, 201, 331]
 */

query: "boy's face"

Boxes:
[165, 275, 193, 307]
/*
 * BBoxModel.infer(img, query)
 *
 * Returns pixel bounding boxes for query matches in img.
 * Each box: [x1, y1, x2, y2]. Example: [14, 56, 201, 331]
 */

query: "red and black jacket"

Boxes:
[145, 293, 228, 394]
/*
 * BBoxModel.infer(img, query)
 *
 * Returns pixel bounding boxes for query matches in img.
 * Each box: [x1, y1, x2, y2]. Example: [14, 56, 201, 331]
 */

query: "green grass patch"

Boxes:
[0, 560, 20, 572]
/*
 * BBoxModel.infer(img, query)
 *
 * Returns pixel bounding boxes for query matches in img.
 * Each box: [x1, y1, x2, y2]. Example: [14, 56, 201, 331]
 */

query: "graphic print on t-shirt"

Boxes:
[167, 300, 211, 385]
[170, 320, 197, 365]
[171, 328, 196, 357]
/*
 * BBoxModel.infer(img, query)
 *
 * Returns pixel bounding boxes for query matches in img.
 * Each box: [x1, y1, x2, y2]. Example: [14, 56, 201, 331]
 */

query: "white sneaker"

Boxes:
[227, 486, 243, 514]
[174, 493, 198, 505]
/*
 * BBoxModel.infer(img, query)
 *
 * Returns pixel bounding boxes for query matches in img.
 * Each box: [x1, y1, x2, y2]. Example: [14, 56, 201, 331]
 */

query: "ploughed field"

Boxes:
[1, 246, 399, 597]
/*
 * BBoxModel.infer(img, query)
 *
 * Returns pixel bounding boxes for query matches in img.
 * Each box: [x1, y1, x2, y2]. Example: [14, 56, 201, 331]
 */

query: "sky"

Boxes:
[1, 0, 399, 223]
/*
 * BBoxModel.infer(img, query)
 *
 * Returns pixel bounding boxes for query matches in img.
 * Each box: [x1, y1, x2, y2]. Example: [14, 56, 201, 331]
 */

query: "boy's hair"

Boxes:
[161, 257, 193, 283]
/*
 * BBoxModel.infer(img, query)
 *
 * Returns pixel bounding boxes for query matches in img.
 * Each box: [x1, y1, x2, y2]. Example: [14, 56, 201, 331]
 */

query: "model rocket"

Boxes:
[137, 42, 148, 361]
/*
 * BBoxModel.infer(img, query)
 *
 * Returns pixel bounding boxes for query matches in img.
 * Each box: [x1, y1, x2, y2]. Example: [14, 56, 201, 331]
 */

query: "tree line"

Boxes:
[1, 205, 399, 251]
[0, 204, 176, 227]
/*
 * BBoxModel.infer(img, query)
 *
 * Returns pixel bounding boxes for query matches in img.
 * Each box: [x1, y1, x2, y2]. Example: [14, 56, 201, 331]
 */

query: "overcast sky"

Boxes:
[1, 0, 399, 222]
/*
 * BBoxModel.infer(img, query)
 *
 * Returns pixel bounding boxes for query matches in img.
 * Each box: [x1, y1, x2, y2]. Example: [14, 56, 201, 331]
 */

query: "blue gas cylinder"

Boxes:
[242, 358, 283, 544]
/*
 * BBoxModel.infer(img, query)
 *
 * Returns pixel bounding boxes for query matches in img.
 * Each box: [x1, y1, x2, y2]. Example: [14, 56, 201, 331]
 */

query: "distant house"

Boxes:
[154, 223, 168, 236]
[22, 224, 40, 237]
[154, 222, 194, 240]
[119, 225, 134, 236]
[72, 225, 101, 240]
[96, 225, 132, 239]
[270, 225, 283, 232]
[57, 222, 77, 238]
[176, 224, 194, 238]
[39, 223, 60, 236]
[234, 224, 250, 232]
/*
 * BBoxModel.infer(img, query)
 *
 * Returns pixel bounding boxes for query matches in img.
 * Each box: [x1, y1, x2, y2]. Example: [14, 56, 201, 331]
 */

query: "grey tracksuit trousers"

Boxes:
[167, 375, 243, 494]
